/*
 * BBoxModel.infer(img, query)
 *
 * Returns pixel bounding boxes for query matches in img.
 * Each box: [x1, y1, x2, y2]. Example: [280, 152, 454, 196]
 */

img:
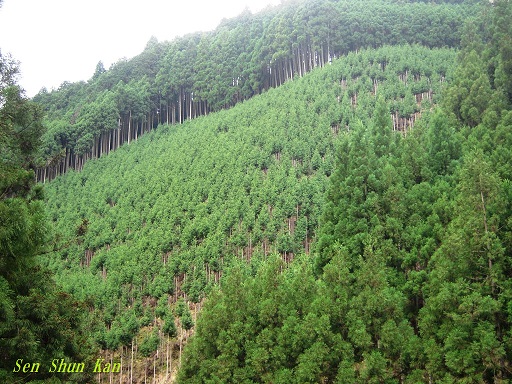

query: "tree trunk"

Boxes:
[117, 118, 121, 149]
[128, 111, 132, 145]
[130, 341, 134, 383]
[179, 90, 183, 124]
[189, 93, 193, 120]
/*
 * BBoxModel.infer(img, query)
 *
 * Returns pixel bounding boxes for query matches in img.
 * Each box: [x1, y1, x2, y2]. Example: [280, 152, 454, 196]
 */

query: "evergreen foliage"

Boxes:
[3, 0, 510, 382]
[0, 51, 94, 383]
[41, 46, 453, 365]
[177, 2, 512, 382]
[33, 0, 479, 180]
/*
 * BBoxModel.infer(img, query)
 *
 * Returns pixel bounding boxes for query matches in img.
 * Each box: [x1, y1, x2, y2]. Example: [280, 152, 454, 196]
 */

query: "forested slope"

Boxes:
[41, 44, 455, 382]
[178, 1, 512, 382]
[33, 0, 479, 181]
[2, 0, 507, 382]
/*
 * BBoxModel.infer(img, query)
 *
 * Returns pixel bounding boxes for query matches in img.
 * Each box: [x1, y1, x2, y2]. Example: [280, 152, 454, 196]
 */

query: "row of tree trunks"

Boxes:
[35, 79, 429, 184]
[268, 44, 334, 89]
[167, 97, 210, 125]
[392, 110, 423, 133]
[36, 45, 338, 183]
[36, 114, 159, 182]
[36, 46, 431, 183]
[80, 248, 94, 268]
[94, 335, 184, 384]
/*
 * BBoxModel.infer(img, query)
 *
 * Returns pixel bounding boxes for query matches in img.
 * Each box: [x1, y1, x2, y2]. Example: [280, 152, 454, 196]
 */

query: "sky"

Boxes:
[0, 0, 282, 97]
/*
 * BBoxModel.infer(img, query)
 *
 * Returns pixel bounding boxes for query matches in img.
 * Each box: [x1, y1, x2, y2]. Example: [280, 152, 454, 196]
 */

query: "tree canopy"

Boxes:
[0, 51, 94, 383]
[3, 0, 511, 382]
[34, 0, 480, 181]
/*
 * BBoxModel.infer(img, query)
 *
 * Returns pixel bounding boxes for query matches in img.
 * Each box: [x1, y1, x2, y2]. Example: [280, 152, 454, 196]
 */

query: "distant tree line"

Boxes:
[33, 0, 480, 181]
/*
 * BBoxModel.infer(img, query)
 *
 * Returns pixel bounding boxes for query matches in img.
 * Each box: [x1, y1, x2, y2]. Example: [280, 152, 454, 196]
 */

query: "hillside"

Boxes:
[39, 44, 457, 382]
[1, 0, 511, 382]
[178, 1, 512, 381]
[33, 0, 480, 182]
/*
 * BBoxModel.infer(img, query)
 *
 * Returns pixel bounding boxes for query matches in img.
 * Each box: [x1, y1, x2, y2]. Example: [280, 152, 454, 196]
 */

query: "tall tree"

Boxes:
[0, 51, 94, 383]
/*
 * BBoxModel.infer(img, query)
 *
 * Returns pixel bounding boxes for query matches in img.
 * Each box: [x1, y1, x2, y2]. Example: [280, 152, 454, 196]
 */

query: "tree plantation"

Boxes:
[33, 0, 479, 182]
[1, 0, 512, 382]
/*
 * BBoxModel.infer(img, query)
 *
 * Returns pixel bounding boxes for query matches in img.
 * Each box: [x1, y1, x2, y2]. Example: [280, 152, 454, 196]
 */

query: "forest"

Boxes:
[33, 0, 479, 182]
[1, 0, 511, 383]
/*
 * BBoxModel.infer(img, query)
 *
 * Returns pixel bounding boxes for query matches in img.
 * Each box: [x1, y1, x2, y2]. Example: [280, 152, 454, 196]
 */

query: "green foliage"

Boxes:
[176, 299, 194, 331]
[0, 52, 95, 383]
[20, 1, 512, 382]
[178, 3, 512, 381]
[34, 0, 478, 166]
[1, 84, 45, 197]
[138, 329, 160, 357]
[41, 47, 454, 363]
[163, 312, 177, 338]
[180, 309, 194, 332]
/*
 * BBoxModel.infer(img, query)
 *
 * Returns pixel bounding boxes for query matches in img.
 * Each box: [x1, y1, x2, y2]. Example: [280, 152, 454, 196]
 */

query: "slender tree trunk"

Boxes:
[179, 90, 183, 124]
[109, 353, 113, 384]
[179, 332, 182, 367]
[115, 122, 119, 150]
[128, 111, 132, 145]
[308, 45, 313, 71]
[166, 335, 169, 379]
[189, 93, 192, 120]
[130, 341, 134, 383]
[65, 148, 69, 173]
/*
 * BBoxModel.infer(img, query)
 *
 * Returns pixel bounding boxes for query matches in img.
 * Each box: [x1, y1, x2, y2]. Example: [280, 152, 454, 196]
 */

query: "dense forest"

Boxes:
[1, 0, 511, 382]
[0, 33, 95, 384]
[38, 43, 456, 382]
[178, 1, 512, 382]
[33, 0, 479, 182]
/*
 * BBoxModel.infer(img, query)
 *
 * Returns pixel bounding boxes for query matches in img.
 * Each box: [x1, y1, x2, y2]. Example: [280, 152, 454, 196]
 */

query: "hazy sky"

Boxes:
[0, 0, 282, 97]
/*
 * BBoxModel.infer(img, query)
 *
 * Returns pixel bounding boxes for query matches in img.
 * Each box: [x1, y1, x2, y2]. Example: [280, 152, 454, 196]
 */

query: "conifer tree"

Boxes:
[0, 51, 94, 383]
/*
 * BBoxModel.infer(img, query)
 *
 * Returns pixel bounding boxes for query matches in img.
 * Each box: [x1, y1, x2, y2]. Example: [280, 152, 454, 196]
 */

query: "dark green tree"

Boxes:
[0, 51, 95, 383]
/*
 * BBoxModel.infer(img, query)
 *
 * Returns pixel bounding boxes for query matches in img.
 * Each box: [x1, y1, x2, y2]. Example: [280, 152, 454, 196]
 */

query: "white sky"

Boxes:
[0, 0, 282, 97]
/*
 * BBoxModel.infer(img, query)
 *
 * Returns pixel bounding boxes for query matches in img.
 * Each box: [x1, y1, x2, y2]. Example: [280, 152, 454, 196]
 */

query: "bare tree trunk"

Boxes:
[166, 335, 170, 379]
[179, 90, 183, 124]
[117, 118, 121, 149]
[179, 333, 182, 367]
[128, 111, 132, 145]
[109, 352, 113, 384]
[189, 93, 193, 120]
[130, 341, 134, 383]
